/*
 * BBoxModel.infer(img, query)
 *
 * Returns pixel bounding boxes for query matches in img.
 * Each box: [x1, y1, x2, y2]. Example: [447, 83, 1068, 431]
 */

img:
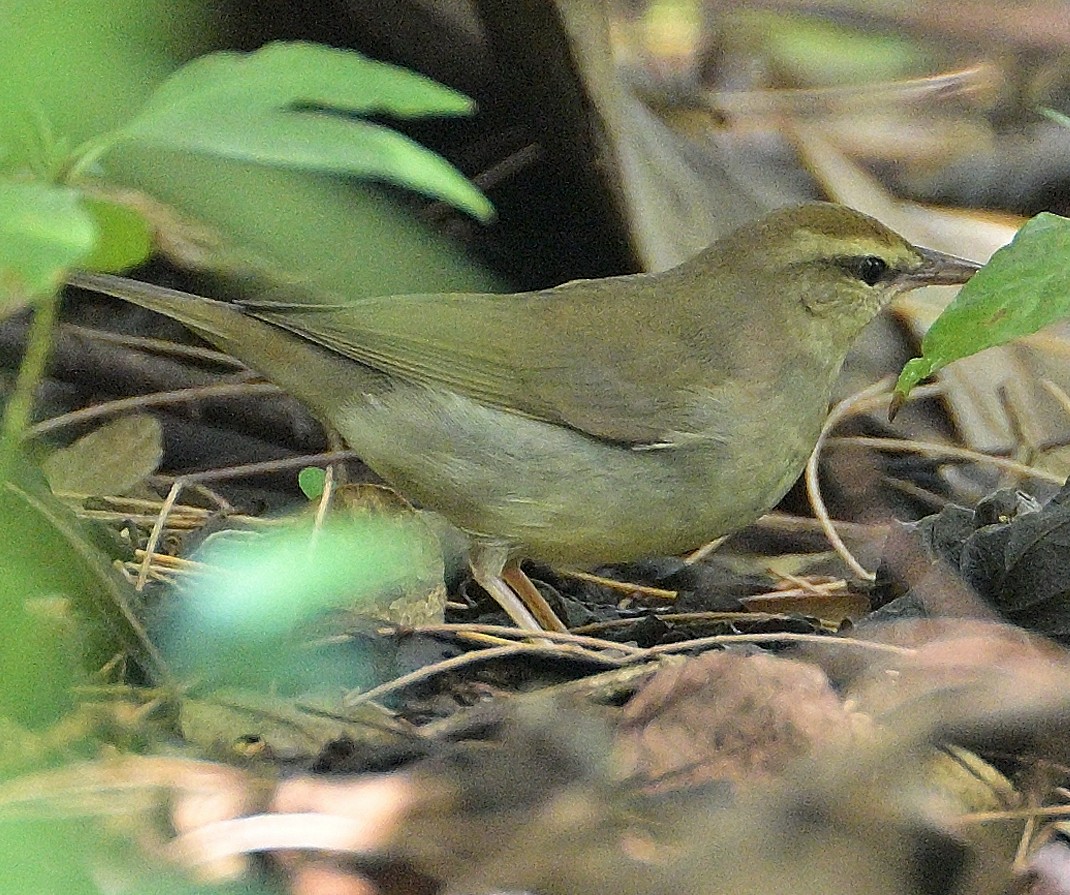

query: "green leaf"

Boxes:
[0, 821, 100, 893]
[126, 112, 493, 222]
[298, 466, 326, 500]
[0, 181, 96, 302]
[77, 195, 153, 273]
[894, 213, 1070, 405]
[115, 42, 493, 221]
[0, 453, 164, 724]
[0, 815, 273, 895]
[132, 41, 474, 123]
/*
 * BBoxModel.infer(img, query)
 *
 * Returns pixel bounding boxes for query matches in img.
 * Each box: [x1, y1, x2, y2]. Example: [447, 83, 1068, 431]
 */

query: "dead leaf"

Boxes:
[179, 689, 417, 764]
[615, 650, 863, 792]
[42, 414, 162, 497]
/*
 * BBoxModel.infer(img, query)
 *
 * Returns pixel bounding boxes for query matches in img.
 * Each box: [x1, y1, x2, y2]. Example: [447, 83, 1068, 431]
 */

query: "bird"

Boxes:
[69, 203, 980, 631]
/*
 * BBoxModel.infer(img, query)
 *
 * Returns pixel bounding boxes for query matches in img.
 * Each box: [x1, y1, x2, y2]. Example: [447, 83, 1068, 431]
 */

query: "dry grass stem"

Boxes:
[559, 568, 677, 600]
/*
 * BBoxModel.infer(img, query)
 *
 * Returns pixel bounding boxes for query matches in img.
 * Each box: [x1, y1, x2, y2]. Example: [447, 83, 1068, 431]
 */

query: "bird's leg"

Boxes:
[469, 545, 568, 633]
[502, 561, 569, 633]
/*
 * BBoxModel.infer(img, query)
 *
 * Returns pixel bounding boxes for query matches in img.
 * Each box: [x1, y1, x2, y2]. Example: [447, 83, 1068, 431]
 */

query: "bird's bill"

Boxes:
[898, 246, 983, 289]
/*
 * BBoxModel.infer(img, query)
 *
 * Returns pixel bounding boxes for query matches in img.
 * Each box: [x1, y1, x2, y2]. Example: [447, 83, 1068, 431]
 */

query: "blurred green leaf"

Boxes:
[114, 42, 493, 221]
[0, 815, 277, 894]
[108, 154, 502, 297]
[734, 11, 925, 86]
[0, 0, 201, 175]
[191, 521, 423, 636]
[298, 466, 326, 500]
[895, 213, 1070, 404]
[78, 194, 153, 273]
[0, 820, 101, 894]
[0, 453, 164, 712]
[0, 181, 96, 301]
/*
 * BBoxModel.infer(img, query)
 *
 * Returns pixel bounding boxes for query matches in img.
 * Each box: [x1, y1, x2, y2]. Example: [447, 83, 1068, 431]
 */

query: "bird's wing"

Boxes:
[241, 278, 717, 446]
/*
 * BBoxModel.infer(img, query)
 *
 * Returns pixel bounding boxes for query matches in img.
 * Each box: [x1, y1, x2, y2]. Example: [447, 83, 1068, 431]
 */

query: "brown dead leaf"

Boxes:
[841, 618, 1070, 720]
[614, 650, 864, 792]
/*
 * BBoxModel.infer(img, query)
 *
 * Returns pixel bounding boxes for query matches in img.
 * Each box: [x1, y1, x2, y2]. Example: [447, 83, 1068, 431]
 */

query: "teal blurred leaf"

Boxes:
[895, 213, 1070, 404]
[190, 521, 420, 635]
[163, 515, 443, 691]
[115, 42, 493, 221]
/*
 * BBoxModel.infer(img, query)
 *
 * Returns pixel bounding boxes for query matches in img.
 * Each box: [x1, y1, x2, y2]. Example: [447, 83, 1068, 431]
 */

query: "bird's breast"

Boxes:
[332, 374, 829, 566]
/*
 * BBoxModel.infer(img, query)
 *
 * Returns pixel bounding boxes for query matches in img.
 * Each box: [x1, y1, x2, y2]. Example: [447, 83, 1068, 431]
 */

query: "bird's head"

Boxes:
[696, 203, 980, 346]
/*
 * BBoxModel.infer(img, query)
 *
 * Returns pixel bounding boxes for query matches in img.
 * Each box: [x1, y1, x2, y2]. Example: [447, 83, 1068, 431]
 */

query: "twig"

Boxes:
[398, 622, 649, 655]
[828, 436, 1065, 485]
[633, 630, 914, 659]
[137, 480, 185, 591]
[63, 322, 245, 366]
[150, 450, 360, 484]
[28, 381, 281, 437]
[344, 640, 630, 708]
[805, 377, 895, 580]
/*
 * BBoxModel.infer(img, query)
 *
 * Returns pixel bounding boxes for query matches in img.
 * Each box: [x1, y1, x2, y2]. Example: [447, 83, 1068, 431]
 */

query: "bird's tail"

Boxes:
[67, 271, 370, 423]
[68, 271, 259, 351]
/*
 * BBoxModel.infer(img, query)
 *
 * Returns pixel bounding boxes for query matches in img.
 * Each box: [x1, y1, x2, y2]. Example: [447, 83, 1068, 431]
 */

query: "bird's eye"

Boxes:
[855, 256, 888, 286]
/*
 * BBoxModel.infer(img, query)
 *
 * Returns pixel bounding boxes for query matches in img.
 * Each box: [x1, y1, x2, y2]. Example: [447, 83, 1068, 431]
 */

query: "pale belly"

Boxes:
[336, 383, 824, 565]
